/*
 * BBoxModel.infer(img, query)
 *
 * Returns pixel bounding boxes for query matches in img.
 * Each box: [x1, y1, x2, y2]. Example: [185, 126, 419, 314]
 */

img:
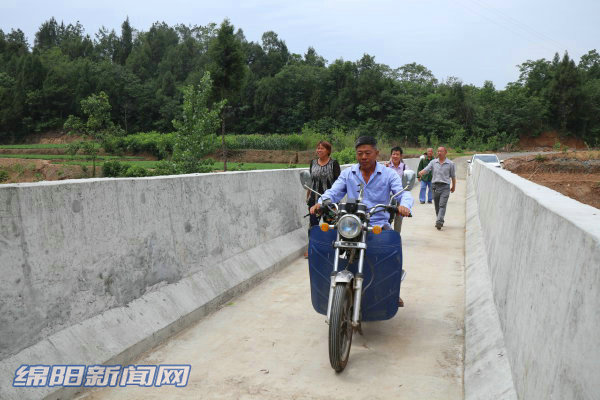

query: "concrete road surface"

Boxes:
[78, 179, 466, 400]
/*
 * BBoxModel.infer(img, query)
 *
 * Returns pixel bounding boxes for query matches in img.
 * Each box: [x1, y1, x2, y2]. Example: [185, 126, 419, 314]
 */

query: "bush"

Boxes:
[553, 141, 562, 151]
[102, 161, 151, 177]
[101, 132, 176, 159]
[0, 169, 9, 183]
[102, 160, 129, 177]
[152, 160, 177, 176]
[332, 147, 356, 164]
[225, 134, 307, 151]
[124, 165, 149, 177]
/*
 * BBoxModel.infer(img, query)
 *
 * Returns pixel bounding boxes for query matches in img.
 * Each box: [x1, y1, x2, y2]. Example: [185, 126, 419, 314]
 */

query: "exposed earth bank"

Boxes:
[503, 151, 600, 209]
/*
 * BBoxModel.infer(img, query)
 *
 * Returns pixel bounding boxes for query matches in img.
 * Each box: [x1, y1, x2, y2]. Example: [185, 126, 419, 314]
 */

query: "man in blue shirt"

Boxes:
[309, 136, 413, 228]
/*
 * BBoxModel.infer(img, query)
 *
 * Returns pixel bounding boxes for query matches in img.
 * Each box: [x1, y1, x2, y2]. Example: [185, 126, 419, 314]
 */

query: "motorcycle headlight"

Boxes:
[338, 214, 362, 239]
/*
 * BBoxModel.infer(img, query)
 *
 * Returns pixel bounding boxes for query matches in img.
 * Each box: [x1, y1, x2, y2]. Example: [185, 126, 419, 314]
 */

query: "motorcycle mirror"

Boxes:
[402, 170, 416, 191]
[299, 170, 311, 188]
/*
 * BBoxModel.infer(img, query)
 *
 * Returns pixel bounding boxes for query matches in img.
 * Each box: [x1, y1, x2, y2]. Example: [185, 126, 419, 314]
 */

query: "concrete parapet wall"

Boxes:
[471, 160, 600, 399]
[464, 178, 517, 400]
[0, 169, 307, 399]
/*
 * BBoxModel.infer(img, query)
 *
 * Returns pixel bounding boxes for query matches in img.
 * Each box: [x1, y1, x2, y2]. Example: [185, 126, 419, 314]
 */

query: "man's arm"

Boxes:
[390, 170, 413, 216]
[450, 162, 456, 193]
[418, 159, 434, 177]
[417, 158, 425, 181]
[310, 169, 348, 214]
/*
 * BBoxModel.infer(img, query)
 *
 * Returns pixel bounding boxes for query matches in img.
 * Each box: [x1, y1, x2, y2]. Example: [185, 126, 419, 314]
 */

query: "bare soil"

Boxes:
[3, 130, 85, 144]
[519, 131, 587, 150]
[503, 151, 600, 209]
[0, 158, 99, 183]
[210, 149, 315, 164]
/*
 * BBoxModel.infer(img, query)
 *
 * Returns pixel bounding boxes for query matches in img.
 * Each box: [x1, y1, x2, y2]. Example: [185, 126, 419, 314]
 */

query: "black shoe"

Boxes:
[420, 201, 425, 204]
[427, 201, 432, 204]
[435, 222, 442, 230]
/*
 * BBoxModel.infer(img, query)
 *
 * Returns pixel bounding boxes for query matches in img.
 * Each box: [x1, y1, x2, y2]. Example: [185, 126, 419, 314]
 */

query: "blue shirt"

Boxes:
[318, 162, 414, 227]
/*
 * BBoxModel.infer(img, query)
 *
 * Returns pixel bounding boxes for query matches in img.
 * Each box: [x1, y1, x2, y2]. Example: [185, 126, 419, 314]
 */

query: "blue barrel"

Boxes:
[307, 226, 403, 321]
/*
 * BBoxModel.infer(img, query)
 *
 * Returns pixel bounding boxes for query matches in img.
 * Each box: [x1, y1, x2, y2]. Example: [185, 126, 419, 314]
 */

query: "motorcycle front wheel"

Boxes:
[329, 283, 353, 372]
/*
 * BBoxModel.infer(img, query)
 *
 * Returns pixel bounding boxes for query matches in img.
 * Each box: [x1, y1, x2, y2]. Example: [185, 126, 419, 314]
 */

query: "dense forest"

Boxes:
[1, 17, 599, 148]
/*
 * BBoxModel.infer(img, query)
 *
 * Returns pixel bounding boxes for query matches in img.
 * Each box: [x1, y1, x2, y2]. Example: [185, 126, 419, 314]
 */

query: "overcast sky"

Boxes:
[1, 0, 598, 88]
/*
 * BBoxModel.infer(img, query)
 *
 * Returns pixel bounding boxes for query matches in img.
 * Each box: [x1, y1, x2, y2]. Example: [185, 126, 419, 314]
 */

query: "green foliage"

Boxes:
[331, 147, 356, 164]
[208, 19, 245, 101]
[171, 72, 224, 173]
[102, 160, 129, 177]
[80, 91, 113, 133]
[66, 139, 101, 176]
[553, 141, 562, 151]
[102, 160, 151, 177]
[0, 169, 8, 182]
[1, 18, 599, 150]
[63, 115, 84, 135]
[535, 154, 546, 162]
[12, 164, 25, 176]
[124, 165, 149, 177]
[102, 131, 175, 158]
[225, 134, 306, 150]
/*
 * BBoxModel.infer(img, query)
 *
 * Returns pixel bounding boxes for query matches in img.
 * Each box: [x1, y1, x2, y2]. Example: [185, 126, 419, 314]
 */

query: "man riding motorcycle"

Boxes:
[309, 136, 414, 306]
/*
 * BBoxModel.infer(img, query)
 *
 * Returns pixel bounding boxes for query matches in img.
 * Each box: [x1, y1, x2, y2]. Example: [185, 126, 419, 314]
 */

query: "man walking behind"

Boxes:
[418, 147, 456, 230]
[417, 148, 434, 204]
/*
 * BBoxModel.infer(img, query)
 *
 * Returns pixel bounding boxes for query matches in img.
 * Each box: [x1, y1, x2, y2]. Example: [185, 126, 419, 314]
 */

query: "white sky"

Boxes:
[1, 0, 599, 88]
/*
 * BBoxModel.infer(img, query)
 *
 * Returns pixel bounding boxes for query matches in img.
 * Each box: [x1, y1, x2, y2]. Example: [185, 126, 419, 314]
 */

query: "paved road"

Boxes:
[78, 180, 467, 400]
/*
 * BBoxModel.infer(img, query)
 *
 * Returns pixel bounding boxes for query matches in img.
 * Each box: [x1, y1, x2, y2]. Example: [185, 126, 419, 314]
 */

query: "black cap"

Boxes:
[354, 136, 377, 148]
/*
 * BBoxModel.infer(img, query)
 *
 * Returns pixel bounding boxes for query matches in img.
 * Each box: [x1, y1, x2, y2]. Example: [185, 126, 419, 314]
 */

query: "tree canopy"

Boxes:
[1, 18, 599, 148]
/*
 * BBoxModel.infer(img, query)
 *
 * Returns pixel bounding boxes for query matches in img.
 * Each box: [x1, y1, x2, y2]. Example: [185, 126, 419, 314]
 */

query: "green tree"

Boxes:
[547, 52, 580, 132]
[170, 71, 225, 173]
[117, 17, 133, 65]
[63, 91, 115, 177]
[208, 19, 246, 171]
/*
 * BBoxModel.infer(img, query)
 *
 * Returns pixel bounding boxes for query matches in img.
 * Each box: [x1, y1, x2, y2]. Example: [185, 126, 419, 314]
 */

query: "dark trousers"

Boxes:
[307, 198, 320, 236]
[433, 182, 450, 225]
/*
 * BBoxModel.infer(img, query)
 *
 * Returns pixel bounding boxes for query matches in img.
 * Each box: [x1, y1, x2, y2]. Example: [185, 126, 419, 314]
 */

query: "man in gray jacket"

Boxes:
[418, 146, 456, 230]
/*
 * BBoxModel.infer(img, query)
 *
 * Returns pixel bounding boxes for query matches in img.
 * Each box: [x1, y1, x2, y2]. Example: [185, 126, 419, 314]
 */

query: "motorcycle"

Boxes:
[299, 169, 416, 372]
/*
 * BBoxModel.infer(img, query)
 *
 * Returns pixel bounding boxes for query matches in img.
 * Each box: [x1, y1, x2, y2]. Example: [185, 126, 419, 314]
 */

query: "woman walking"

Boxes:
[305, 140, 340, 257]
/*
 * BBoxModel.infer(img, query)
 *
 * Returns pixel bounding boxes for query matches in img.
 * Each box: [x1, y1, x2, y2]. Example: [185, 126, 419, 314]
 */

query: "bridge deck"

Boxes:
[78, 180, 466, 400]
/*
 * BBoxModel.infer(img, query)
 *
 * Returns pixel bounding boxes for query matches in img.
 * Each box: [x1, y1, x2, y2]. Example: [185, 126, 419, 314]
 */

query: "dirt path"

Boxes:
[76, 180, 466, 400]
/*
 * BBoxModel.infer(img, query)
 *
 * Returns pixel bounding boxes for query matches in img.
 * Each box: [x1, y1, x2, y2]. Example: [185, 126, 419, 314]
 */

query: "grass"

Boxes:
[54, 160, 309, 171]
[0, 154, 142, 161]
[213, 162, 309, 170]
[0, 143, 71, 149]
[55, 160, 162, 168]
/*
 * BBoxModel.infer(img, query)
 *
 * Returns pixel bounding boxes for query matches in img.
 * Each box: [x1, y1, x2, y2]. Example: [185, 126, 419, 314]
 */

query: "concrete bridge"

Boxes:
[0, 156, 598, 400]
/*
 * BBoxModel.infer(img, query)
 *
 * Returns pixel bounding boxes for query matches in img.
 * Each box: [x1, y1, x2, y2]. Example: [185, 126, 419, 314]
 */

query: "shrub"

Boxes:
[0, 170, 9, 183]
[101, 132, 176, 158]
[534, 154, 546, 162]
[102, 160, 129, 177]
[553, 141, 562, 151]
[225, 134, 307, 151]
[123, 166, 149, 177]
[332, 147, 356, 164]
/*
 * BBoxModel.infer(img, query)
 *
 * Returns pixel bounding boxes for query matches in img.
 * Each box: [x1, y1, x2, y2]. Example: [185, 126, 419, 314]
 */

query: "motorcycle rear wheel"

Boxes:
[329, 283, 353, 372]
